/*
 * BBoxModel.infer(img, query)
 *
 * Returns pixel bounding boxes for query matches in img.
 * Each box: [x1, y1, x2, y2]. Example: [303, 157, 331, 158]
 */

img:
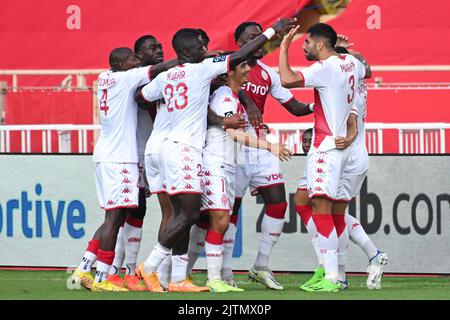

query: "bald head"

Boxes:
[109, 47, 140, 71]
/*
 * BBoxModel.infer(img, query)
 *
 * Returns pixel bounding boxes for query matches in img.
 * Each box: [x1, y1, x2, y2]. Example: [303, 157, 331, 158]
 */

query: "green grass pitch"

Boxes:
[0, 270, 449, 300]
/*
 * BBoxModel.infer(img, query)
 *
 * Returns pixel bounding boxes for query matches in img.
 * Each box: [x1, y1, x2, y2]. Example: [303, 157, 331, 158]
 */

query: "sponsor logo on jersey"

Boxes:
[261, 69, 269, 81]
[213, 55, 227, 62]
[242, 82, 269, 96]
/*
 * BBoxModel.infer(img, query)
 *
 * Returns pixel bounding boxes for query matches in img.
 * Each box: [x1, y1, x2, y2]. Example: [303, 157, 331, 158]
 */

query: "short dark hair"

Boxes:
[134, 35, 157, 53]
[335, 46, 350, 54]
[197, 29, 210, 46]
[234, 21, 262, 43]
[172, 28, 201, 55]
[109, 47, 132, 68]
[303, 128, 313, 137]
[306, 23, 337, 48]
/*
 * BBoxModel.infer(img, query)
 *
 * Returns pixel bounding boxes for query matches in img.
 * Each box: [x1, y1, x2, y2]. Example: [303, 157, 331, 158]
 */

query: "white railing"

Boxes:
[0, 123, 448, 154]
[268, 122, 450, 154]
[0, 124, 100, 153]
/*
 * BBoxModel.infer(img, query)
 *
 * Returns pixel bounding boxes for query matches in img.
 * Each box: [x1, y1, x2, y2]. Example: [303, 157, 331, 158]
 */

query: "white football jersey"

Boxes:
[141, 56, 230, 150]
[144, 100, 170, 155]
[203, 86, 246, 168]
[300, 54, 366, 151]
[93, 66, 151, 162]
[137, 108, 153, 159]
[347, 79, 369, 174]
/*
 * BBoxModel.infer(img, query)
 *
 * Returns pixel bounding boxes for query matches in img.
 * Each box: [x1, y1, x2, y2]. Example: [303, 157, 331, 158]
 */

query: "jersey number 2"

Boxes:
[165, 83, 188, 112]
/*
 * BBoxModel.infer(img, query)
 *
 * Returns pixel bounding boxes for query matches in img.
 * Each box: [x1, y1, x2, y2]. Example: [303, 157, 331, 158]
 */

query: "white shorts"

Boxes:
[337, 169, 368, 201]
[145, 153, 166, 194]
[95, 162, 139, 210]
[201, 165, 235, 212]
[137, 157, 150, 197]
[306, 146, 350, 201]
[160, 140, 203, 196]
[235, 150, 284, 198]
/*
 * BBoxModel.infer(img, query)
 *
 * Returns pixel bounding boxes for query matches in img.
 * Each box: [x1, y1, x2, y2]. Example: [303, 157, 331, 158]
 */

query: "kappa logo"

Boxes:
[182, 146, 191, 152]
[221, 194, 228, 207]
[123, 198, 131, 203]
[121, 168, 130, 174]
[185, 184, 193, 190]
[122, 178, 131, 184]
[208, 200, 214, 206]
[315, 178, 324, 183]
[204, 171, 212, 177]
[316, 168, 324, 174]
[122, 187, 131, 194]
[314, 187, 323, 192]
[171, 186, 177, 191]
[183, 156, 193, 162]
[107, 200, 115, 206]
[351, 222, 360, 230]
[206, 190, 213, 196]
[184, 174, 193, 180]
[204, 180, 211, 186]
[223, 97, 232, 103]
[183, 165, 192, 171]
[317, 158, 325, 164]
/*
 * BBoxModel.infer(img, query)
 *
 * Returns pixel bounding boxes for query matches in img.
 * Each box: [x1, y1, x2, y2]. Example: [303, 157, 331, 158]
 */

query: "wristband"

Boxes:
[309, 103, 314, 112]
[262, 28, 276, 40]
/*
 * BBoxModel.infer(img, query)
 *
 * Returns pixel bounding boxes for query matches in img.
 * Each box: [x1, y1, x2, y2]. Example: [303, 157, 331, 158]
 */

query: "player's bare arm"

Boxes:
[226, 128, 293, 161]
[282, 98, 313, 117]
[149, 58, 179, 79]
[229, 17, 297, 70]
[279, 25, 305, 88]
[207, 108, 247, 129]
[238, 90, 262, 128]
[335, 113, 358, 149]
[351, 50, 372, 79]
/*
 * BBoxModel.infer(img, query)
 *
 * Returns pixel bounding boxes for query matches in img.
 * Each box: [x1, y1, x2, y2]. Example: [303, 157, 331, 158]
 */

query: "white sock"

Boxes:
[186, 224, 207, 275]
[305, 218, 324, 267]
[345, 214, 378, 260]
[144, 242, 171, 274]
[109, 226, 125, 275]
[337, 228, 349, 282]
[78, 251, 97, 272]
[157, 253, 172, 288]
[317, 229, 339, 283]
[94, 261, 110, 283]
[254, 214, 284, 270]
[123, 222, 143, 276]
[221, 223, 236, 280]
[171, 254, 189, 283]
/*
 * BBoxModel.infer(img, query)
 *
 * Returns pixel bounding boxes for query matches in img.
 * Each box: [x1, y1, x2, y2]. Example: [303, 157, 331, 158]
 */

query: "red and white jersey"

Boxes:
[300, 54, 366, 151]
[241, 60, 293, 115]
[203, 86, 246, 168]
[137, 108, 153, 159]
[93, 66, 151, 163]
[141, 56, 230, 150]
[144, 100, 170, 155]
[347, 79, 369, 174]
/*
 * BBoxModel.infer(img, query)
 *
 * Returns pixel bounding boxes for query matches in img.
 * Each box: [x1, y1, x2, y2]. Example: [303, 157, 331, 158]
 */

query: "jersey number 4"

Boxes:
[165, 83, 188, 112]
[100, 89, 109, 116]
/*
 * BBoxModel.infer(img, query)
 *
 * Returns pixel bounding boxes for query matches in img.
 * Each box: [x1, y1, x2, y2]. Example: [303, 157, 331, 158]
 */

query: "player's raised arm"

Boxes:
[149, 58, 179, 79]
[279, 25, 305, 88]
[229, 17, 297, 70]
[282, 99, 314, 117]
[226, 128, 293, 162]
[350, 50, 372, 79]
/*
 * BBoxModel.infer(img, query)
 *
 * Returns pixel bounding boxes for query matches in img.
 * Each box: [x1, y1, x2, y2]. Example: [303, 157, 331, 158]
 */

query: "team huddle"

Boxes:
[71, 17, 388, 293]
